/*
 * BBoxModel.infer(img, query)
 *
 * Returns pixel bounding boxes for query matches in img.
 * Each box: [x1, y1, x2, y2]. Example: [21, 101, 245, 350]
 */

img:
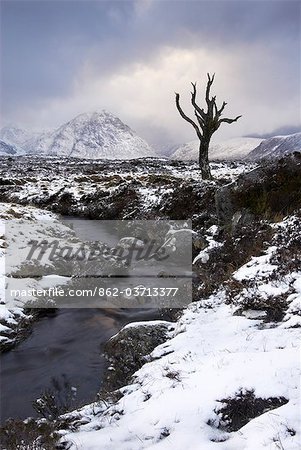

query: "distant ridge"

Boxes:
[170, 137, 263, 161]
[247, 132, 301, 160]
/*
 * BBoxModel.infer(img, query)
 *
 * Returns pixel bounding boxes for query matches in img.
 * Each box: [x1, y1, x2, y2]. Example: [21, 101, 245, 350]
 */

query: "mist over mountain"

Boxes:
[1, 115, 300, 162]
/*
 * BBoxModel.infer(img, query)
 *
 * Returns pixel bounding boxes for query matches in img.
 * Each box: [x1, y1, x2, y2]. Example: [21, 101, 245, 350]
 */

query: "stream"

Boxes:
[0, 218, 161, 422]
[0, 307, 160, 422]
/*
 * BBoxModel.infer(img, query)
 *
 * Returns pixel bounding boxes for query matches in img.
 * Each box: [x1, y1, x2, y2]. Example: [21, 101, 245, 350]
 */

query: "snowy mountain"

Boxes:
[0, 140, 24, 156]
[0, 125, 39, 148]
[170, 137, 263, 161]
[23, 111, 156, 159]
[154, 142, 183, 157]
[247, 132, 301, 160]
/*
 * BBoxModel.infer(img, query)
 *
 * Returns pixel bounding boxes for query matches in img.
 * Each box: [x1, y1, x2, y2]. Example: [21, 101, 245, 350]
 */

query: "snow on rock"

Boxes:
[281, 274, 301, 328]
[227, 215, 301, 322]
[193, 225, 223, 264]
[233, 246, 278, 281]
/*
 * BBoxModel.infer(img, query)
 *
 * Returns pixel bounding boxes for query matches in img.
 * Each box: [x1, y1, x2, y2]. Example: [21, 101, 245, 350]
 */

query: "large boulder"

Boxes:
[103, 320, 175, 390]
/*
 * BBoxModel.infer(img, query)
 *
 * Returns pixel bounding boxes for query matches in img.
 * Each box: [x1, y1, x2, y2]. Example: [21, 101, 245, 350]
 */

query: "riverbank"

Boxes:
[62, 213, 301, 450]
[0, 155, 300, 449]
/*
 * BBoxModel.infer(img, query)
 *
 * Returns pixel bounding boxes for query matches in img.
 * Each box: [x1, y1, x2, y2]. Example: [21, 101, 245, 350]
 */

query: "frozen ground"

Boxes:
[0, 156, 300, 450]
[0, 203, 74, 349]
[62, 215, 301, 450]
[0, 157, 256, 210]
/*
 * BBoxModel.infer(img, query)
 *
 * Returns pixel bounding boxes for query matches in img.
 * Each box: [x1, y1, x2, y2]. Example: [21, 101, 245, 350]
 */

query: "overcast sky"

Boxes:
[1, 0, 300, 146]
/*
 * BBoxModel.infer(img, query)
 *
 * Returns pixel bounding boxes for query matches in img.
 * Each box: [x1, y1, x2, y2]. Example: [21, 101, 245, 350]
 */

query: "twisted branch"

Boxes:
[175, 93, 203, 140]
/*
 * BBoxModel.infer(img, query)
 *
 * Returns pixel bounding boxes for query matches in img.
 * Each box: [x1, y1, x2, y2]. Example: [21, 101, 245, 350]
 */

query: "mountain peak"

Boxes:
[71, 110, 114, 121]
[66, 110, 131, 131]
[21, 110, 155, 159]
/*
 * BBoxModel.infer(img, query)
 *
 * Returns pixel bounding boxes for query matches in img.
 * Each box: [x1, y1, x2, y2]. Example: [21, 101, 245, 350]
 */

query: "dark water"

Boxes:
[0, 307, 159, 422]
[0, 218, 160, 422]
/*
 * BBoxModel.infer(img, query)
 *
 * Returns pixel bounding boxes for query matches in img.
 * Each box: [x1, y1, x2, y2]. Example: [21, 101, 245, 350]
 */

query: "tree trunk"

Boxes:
[199, 138, 212, 180]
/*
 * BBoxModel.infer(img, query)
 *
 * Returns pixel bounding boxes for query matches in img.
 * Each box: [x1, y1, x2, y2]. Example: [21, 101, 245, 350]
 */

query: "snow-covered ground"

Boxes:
[0, 158, 257, 230]
[62, 215, 301, 450]
[0, 157, 299, 450]
[0, 203, 73, 349]
[2, 155, 233, 347]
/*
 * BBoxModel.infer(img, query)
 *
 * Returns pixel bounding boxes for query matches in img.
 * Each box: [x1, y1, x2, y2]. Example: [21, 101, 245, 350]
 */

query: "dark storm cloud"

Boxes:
[135, 0, 299, 44]
[1, 0, 300, 141]
[72, 0, 301, 78]
[0, 0, 136, 112]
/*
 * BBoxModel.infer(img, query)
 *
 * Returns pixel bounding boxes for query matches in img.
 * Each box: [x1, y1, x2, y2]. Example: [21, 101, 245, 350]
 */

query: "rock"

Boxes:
[215, 186, 234, 226]
[117, 237, 145, 249]
[192, 234, 207, 250]
[103, 321, 175, 390]
[162, 228, 193, 260]
[216, 155, 301, 226]
[231, 209, 255, 235]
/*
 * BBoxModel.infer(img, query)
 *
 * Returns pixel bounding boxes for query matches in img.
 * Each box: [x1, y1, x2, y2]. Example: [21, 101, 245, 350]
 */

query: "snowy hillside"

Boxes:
[171, 137, 263, 161]
[0, 125, 39, 148]
[21, 111, 156, 159]
[62, 212, 301, 450]
[154, 142, 183, 157]
[0, 140, 24, 156]
[248, 132, 301, 160]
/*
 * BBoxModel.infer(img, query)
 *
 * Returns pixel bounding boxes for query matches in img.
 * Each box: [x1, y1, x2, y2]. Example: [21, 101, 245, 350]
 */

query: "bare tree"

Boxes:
[175, 74, 242, 179]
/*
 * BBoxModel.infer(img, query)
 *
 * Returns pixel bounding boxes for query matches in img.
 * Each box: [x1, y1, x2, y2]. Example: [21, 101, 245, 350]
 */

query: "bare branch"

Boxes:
[206, 73, 215, 104]
[175, 93, 203, 139]
[190, 82, 206, 120]
[213, 100, 227, 119]
[207, 73, 215, 84]
[219, 115, 242, 125]
[218, 101, 227, 115]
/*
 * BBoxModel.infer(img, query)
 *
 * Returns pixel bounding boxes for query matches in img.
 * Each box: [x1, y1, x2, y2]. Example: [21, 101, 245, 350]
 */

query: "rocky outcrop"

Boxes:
[103, 321, 175, 390]
[216, 154, 301, 227]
